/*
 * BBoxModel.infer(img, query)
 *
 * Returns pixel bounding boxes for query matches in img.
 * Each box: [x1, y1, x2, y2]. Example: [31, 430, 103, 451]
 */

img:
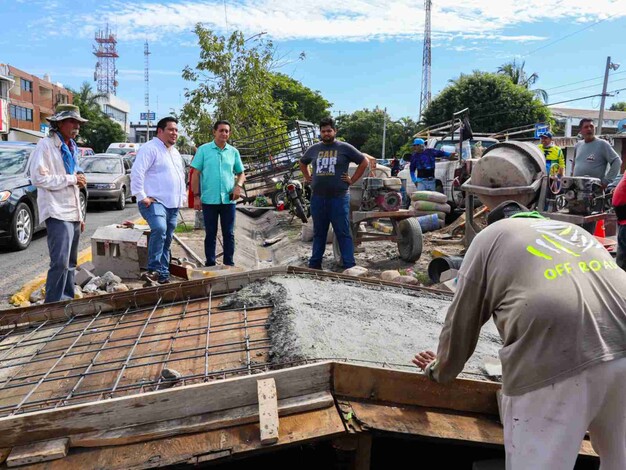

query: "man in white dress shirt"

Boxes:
[131, 117, 186, 284]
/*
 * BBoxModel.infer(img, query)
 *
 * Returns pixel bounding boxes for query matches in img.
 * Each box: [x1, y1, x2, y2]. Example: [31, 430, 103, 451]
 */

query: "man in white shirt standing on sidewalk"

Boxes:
[131, 117, 186, 285]
[29, 104, 87, 303]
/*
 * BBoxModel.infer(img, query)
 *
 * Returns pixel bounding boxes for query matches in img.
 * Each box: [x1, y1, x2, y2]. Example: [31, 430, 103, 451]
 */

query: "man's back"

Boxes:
[436, 217, 626, 395]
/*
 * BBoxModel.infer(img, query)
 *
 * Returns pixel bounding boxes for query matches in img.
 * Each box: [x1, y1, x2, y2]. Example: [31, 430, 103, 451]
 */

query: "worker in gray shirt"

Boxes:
[573, 118, 621, 186]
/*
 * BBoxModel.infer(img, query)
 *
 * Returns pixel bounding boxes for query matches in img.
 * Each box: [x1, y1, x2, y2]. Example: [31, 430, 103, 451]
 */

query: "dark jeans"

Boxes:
[202, 203, 236, 266]
[138, 202, 179, 281]
[309, 194, 355, 269]
[617, 224, 626, 271]
[45, 218, 80, 303]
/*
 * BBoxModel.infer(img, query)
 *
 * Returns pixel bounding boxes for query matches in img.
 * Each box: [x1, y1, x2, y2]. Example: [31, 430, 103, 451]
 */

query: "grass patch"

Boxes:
[174, 223, 195, 234]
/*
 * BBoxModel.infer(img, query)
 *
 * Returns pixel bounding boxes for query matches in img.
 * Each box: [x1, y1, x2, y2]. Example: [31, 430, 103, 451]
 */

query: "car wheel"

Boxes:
[11, 202, 33, 250]
[115, 189, 126, 210]
[79, 191, 87, 220]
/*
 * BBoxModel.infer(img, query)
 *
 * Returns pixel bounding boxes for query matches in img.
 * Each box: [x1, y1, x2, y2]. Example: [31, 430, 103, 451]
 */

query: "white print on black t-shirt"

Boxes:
[316, 150, 338, 176]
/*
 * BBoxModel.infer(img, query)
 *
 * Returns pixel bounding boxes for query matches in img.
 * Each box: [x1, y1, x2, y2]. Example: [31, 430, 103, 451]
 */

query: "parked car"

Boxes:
[77, 147, 95, 158]
[0, 142, 87, 250]
[81, 155, 133, 210]
[105, 142, 141, 157]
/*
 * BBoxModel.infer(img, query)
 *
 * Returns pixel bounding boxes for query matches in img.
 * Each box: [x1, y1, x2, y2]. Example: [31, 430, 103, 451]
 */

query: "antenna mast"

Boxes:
[419, 0, 432, 121]
[93, 24, 119, 95]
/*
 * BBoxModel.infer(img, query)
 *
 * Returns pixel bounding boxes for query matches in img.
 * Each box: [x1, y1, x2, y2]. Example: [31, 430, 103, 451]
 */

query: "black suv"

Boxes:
[0, 142, 87, 250]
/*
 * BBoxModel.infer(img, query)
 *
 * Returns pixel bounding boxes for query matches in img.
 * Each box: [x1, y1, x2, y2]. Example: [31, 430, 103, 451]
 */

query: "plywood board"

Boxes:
[257, 378, 279, 445]
[22, 407, 346, 470]
[6, 438, 68, 467]
[333, 362, 501, 415]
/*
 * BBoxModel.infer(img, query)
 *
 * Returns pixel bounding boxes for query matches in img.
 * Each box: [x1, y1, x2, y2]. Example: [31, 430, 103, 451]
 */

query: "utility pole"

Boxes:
[382, 108, 387, 160]
[597, 56, 620, 135]
[144, 41, 151, 142]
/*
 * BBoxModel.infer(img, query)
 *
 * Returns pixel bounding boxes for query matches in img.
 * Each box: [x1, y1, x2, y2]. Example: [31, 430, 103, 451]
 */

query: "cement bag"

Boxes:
[301, 221, 333, 243]
[411, 190, 447, 204]
[413, 200, 451, 214]
[413, 209, 446, 220]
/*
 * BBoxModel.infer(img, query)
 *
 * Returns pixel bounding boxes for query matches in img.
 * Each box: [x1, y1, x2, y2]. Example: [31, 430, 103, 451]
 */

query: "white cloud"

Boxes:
[56, 0, 626, 46]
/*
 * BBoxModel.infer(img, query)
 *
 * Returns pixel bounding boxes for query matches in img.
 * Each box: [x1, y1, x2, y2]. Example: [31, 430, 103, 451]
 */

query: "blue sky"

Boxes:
[2, 0, 626, 129]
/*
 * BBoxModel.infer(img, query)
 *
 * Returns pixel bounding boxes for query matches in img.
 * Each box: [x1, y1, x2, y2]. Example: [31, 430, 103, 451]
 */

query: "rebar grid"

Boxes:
[0, 291, 273, 418]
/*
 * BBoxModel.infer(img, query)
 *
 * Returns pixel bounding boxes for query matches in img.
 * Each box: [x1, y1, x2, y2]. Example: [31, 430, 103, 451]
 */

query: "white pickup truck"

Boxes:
[399, 136, 498, 209]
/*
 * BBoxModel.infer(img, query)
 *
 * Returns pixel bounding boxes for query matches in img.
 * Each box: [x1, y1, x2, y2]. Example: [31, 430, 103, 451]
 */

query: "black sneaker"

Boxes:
[158, 278, 171, 285]
[141, 271, 159, 282]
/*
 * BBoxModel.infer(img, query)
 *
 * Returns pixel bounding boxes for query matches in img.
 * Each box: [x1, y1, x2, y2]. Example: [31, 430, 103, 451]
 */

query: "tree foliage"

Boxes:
[609, 102, 626, 111]
[422, 72, 551, 133]
[270, 73, 332, 124]
[69, 82, 126, 153]
[180, 25, 286, 145]
[336, 108, 419, 159]
[497, 60, 548, 103]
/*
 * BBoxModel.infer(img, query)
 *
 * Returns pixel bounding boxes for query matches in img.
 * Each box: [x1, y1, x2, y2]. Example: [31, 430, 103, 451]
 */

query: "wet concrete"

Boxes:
[219, 275, 502, 380]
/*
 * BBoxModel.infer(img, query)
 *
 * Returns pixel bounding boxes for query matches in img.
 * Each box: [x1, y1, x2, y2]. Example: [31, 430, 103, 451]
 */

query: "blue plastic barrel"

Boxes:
[417, 214, 440, 233]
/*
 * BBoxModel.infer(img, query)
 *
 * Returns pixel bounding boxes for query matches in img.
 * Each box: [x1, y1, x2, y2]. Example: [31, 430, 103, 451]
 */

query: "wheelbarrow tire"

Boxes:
[397, 217, 423, 262]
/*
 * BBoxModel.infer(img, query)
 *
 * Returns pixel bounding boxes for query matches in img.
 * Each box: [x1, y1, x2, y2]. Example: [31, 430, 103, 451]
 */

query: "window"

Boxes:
[20, 79, 33, 93]
[10, 105, 33, 122]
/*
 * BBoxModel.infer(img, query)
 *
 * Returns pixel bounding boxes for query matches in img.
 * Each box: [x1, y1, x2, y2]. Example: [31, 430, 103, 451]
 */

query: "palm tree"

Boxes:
[498, 60, 548, 103]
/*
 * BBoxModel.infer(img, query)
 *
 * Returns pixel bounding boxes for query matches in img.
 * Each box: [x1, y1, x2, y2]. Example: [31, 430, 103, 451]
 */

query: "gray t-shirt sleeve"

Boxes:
[342, 142, 365, 164]
[300, 144, 316, 164]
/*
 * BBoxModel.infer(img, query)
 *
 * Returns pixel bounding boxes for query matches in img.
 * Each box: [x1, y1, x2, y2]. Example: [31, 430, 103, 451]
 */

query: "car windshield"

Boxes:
[81, 158, 122, 174]
[106, 148, 134, 156]
[435, 139, 497, 151]
[0, 147, 31, 175]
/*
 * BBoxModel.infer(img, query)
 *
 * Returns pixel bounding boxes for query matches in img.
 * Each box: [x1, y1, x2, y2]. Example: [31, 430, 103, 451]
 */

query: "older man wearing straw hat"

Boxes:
[28, 104, 88, 303]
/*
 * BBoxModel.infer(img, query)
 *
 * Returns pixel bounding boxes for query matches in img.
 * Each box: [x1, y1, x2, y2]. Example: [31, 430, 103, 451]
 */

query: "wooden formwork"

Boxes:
[0, 268, 598, 468]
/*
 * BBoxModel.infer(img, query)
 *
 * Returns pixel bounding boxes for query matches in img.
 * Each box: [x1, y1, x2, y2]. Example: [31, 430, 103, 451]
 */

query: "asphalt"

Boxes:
[0, 202, 141, 310]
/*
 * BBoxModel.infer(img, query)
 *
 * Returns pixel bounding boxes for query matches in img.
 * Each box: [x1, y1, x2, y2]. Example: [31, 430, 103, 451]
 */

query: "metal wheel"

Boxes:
[79, 191, 87, 220]
[271, 191, 285, 208]
[396, 217, 423, 262]
[115, 188, 126, 210]
[11, 202, 33, 250]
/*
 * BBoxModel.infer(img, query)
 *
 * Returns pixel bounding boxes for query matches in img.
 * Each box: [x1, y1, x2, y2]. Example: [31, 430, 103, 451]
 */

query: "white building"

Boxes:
[550, 107, 626, 137]
[96, 93, 130, 135]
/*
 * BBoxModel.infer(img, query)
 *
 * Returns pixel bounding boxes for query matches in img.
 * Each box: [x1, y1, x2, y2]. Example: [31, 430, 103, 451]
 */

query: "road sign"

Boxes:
[140, 112, 155, 121]
[534, 123, 549, 138]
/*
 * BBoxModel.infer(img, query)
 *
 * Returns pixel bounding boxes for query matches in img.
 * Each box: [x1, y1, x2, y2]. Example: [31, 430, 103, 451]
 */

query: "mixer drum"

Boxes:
[470, 141, 546, 208]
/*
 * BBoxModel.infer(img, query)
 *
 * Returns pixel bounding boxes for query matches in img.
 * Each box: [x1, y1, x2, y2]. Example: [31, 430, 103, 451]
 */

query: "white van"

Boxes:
[105, 142, 142, 156]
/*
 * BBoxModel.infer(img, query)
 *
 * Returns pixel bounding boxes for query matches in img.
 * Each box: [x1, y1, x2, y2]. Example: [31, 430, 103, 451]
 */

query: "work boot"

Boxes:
[140, 271, 159, 282]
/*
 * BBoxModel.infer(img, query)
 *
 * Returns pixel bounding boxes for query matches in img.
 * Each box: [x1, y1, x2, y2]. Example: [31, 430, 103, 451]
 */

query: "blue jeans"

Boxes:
[309, 194, 355, 269]
[45, 218, 80, 303]
[202, 204, 236, 266]
[138, 202, 178, 281]
[617, 224, 626, 271]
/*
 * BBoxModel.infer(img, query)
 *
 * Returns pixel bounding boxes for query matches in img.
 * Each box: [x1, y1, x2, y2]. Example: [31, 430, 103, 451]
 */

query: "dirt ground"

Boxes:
[166, 207, 467, 288]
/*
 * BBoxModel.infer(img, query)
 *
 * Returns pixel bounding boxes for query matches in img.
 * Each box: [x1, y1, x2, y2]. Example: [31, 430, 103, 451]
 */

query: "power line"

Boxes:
[543, 70, 626, 92]
[549, 77, 626, 97]
[523, 14, 616, 57]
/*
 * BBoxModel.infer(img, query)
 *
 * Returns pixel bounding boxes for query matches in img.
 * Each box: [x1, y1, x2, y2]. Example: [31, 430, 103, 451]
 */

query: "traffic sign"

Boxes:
[534, 123, 549, 138]
[140, 112, 155, 121]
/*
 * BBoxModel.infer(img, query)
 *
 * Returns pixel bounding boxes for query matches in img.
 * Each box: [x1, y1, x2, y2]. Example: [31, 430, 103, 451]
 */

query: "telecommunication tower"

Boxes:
[419, 0, 432, 121]
[93, 25, 119, 95]
[144, 41, 151, 139]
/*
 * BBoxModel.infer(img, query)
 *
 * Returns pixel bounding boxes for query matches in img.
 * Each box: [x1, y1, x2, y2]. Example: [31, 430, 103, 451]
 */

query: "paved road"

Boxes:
[0, 203, 141, 310]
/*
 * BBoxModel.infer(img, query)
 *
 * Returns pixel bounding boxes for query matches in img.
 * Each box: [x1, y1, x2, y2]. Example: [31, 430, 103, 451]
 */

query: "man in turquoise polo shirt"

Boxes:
[191, 120, 246, 266]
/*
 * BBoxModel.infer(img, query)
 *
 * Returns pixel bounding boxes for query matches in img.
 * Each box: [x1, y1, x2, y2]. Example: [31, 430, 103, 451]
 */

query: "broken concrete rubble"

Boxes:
[342, 266, 368, 277]
[380, 270, 402, 282]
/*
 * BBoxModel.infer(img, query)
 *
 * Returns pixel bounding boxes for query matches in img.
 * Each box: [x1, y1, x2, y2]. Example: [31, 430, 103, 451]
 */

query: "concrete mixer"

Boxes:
[461, 141, 611, 246]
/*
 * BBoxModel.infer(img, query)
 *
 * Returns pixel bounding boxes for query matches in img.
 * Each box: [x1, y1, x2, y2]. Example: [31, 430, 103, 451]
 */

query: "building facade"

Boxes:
[129, 121, 157, 143]
[1, 64, 73, 141]
[96, 93, 130, 134]
[550, 107, 626, 137]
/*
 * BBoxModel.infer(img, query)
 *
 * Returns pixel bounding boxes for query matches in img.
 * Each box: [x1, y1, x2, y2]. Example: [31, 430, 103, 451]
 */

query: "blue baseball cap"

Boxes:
[540, 131, 553, 139]
[412, 138, 425, 146]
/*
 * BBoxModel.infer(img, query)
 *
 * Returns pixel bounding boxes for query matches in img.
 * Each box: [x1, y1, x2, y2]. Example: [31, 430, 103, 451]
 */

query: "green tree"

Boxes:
[336, 108, 419, 158]
[68, 82, 126, 152]
[609, 102, 626, 111]
[180, 26, 286, 145]
[270, 73, 332, 124]
[176, 135, 196, 155]
[497, 60, 548, 103]
[422, 71, 551, 133]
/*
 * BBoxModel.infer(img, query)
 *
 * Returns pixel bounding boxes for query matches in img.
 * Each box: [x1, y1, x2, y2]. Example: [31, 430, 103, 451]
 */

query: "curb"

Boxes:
[10, 216, 146, 307]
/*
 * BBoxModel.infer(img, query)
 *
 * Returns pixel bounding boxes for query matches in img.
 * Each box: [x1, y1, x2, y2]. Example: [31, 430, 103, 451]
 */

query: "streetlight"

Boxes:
[597, 57, 620, 135]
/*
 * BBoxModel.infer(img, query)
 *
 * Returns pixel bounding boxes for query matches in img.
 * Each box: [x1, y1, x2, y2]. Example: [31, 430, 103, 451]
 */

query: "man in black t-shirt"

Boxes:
[299, 117, 369, 269]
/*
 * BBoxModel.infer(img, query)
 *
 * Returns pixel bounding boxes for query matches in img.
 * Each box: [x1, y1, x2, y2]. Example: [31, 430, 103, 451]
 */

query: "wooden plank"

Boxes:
[0, 449, 9, 465]
[333, 362, 500, 415]
[257, 378, 279, 445]
[6, 438, 69, 467]
[0, 361, 332, 448]
[350, 400, 598, 458]
[70, 391, 333, 447]
[24, 407, 346, 470]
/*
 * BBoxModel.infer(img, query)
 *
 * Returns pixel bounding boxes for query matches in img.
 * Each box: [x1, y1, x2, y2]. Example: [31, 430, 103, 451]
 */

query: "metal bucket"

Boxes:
[428, 256, 464, 283]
